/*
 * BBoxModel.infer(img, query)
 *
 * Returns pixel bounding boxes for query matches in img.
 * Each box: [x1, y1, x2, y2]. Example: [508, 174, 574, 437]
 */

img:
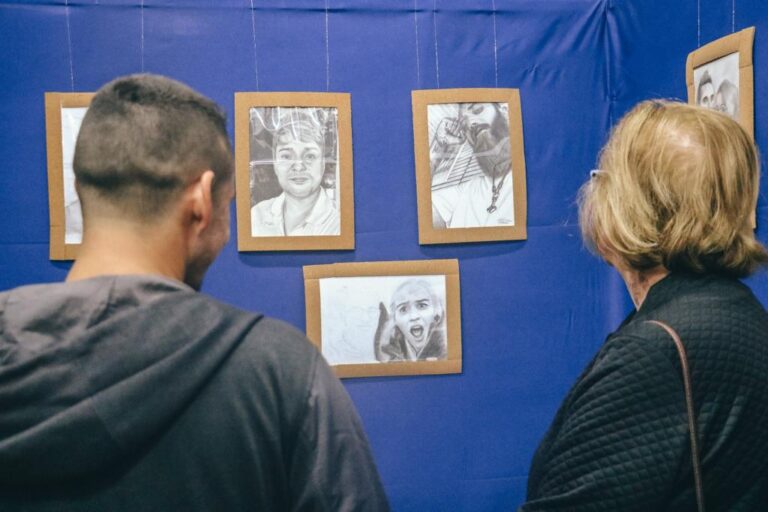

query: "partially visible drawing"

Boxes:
[45, 92, 94, 260]
[686, 27, 754, 138]
[61, 107, 87, 244]
[693, 53, 739, 121]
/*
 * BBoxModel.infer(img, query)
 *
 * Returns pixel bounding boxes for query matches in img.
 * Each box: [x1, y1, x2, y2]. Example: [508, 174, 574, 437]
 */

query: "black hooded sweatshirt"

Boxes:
[0, 275, 389, 511]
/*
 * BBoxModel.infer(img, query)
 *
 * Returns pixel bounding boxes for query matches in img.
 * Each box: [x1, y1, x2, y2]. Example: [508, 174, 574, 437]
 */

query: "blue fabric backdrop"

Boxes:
[1, 0, 766, 509]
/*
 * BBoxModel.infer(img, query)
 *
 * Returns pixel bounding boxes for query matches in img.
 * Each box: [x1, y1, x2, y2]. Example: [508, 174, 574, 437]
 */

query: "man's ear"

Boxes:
[185, 170, 215, 234]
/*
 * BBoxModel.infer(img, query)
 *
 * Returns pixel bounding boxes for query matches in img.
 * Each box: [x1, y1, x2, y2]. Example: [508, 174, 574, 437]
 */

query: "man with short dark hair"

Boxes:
[0, 74, 389, 511]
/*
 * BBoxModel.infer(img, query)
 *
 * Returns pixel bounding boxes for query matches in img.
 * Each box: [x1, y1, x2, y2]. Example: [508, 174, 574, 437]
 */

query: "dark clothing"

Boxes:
[522, 273, 768, 511]
[381, 329, 447, 361]
[0, 275, 389, 511]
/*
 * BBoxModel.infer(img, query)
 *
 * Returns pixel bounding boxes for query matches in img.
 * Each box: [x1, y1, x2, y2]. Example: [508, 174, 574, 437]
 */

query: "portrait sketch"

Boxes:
[320, 275, 447, 365]
[235, 93, 355, 251]
[304, 259, 462, 378]
[693, 53, 739, 119]
[45, 92, 94, 260]
[413, 89, 527, 245]
[686, 27, 754, 139]
[428, 102, 513, 229]
[61, 107, 87, 245]
[248, 106, 340, 237]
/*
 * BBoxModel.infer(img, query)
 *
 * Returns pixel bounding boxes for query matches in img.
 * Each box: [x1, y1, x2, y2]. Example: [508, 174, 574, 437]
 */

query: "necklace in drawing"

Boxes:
[487, 173, 507, 213]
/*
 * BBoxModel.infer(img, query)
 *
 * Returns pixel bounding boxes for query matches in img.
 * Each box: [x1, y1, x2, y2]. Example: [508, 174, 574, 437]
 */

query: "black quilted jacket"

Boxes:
[522, 272, 768, 511]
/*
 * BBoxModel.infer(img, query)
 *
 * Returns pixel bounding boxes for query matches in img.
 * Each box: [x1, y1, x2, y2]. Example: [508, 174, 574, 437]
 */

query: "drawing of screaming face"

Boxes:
[392, 281, 440, 352]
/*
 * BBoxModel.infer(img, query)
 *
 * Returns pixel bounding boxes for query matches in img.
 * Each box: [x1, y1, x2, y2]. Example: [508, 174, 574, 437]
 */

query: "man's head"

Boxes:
[696, 71, 716, 108]
[715, 79, 739, 119]
[271, 109, 327, 200]
[73, 74, 234, 289]
[459, 102, 510, 178]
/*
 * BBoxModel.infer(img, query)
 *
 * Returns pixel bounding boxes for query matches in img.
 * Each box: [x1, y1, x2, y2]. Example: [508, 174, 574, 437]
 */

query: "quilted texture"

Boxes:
[521, 273, 768, 511]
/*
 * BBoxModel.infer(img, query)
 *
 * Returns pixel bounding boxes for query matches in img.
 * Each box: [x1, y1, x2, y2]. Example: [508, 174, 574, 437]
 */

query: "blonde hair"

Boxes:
[579, 100, 767, 277]
[390, 279, 445, 325]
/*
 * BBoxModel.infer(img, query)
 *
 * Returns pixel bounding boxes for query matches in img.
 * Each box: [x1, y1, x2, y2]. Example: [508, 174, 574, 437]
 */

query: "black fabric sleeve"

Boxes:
[288, 351, 390, 512]
[521, 336, 691, 511]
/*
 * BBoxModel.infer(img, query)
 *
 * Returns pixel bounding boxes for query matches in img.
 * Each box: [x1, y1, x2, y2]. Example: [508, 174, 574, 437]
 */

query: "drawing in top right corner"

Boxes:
[687, 27, 755, 138]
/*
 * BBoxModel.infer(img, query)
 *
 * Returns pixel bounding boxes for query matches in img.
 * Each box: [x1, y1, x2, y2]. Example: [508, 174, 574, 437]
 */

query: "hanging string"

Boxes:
[433, 0, 440, 88]
[324, 0, 331, 91]
[491, 0, 499, 87]
[140, 0, 145, 72]
[414, 0, 421, 88]
[248, 0, 260, 90]
[64, 0, 75, 91]
[731, 0, 736, 32]
[696, 0, 701, 47]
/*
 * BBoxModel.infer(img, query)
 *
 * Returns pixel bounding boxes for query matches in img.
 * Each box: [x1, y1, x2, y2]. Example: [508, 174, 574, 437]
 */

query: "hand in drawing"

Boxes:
[373, 302, 398, 362]
[430, 116, 465, 168]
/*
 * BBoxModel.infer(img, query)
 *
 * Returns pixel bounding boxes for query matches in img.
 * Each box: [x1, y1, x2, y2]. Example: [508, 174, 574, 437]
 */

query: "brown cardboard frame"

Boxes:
[44, 92, 94, 261]
[412, 88, 527, 245]
[304, 259, 462, 378]
[235, 92, 355, 251]
[686, 27, 755, 139]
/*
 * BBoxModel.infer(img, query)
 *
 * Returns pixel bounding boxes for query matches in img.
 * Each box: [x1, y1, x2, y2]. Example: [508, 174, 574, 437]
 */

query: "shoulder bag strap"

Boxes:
[646, 320, 705, 512]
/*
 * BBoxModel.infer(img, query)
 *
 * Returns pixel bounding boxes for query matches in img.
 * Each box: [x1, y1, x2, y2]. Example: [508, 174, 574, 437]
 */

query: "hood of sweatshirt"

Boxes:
[0, 275, 260, 488]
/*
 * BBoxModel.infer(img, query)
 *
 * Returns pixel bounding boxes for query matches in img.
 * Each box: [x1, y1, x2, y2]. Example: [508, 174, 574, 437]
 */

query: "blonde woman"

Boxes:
[522, 101, 768, 511]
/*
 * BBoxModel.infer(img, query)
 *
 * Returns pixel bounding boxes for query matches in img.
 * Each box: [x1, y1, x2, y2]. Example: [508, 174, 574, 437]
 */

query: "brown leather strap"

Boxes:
[646, 320, 705, 512]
